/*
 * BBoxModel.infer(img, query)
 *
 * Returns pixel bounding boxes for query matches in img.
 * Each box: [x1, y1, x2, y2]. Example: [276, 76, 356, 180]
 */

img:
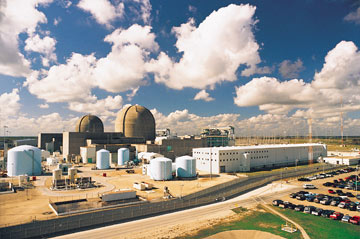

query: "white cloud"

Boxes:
[53, 17, 61, 26]
[279, 59, 304, 78]
[344, 7, 360, 24]
[94, 24, 158, 93]
[0, 89, 21, 118]
[77, 0, 124, 28]
[188, 5, 197, 13]
[68, 95, 123, 119]
[193, 90, 214, 102]
[24, 53, 97, 103]
[151, 108, 241, 135]
[131, 0, 152, 24]
[234, 41, 360, 118]
[25, 34, 57, 67]
[0, 0, 52, 77]
[39, 103, 49, 109]
[148, 4, 264, 90]
[126, 87, 139, 101]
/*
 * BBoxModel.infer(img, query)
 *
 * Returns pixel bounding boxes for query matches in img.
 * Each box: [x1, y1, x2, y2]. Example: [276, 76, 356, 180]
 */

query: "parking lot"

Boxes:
[273, 167, 360, 225]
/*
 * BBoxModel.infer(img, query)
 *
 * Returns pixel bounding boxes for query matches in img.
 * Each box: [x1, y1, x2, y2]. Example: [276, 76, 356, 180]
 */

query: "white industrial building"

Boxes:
[323, 156, 360, 166]
[193, 144, 327, 173]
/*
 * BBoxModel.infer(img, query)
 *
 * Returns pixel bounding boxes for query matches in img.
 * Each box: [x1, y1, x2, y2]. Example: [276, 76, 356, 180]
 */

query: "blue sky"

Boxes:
[0, 0, 360, 136]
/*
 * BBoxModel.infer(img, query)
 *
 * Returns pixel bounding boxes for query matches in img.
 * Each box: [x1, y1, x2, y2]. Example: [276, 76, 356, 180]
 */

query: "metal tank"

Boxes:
[118, 148, 130, 166]
[68, 168, 77, 183]
[52, 169, 62, 181]
[176, 156, 196, 178]
[7, 145, 42, 176]
[149, 157, 172, 180]
[96, 149, 110, 169]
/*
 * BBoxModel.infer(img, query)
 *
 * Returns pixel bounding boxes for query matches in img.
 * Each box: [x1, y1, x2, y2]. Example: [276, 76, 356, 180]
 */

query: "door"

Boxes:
[220, 166, 225, 173]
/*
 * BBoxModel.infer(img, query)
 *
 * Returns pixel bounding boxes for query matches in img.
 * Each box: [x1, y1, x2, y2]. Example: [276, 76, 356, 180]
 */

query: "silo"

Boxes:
[7, 145, 42, 176]
[68, 168, 77, 183]
[149, 157, 172, 180]
[176, 156, 196, 178]
[118, 148, 130, 166]
[96, 149, 110, 169]
[52, 169, 62, 181]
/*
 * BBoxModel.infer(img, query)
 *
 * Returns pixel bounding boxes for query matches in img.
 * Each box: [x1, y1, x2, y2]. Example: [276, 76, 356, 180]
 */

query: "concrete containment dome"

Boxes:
[75, 114, 104, 133]
[7, 145, 42, 176]
[115, 105, 155, 141]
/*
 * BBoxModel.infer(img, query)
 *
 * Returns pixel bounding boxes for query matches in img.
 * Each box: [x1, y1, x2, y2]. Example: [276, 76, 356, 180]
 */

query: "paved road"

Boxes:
[54, 183, 299, 239]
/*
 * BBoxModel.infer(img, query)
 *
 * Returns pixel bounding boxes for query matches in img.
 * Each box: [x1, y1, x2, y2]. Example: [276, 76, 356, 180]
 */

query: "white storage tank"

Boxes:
[96, 149, 110, 169]
[149, 157, 172, 180]
[53, 169, 62, 181]
[7, 145, 42, 176]
[118, 148, 130, 166]
[176, 156, 196, 178]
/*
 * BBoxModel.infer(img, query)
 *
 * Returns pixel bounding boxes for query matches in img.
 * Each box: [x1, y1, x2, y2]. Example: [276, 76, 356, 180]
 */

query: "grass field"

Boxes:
[175, 206, 302, 239]
[272, 206, 360, 239]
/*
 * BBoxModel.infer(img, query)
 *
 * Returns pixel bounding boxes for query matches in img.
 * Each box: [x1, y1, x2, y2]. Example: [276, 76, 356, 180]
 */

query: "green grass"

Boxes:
[175, 207, 302, 239]
[272, 206, 360, 239]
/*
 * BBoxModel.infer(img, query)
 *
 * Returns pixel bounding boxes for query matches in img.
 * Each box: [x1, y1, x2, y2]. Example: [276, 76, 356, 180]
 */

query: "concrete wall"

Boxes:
[0, 163, 343, 239]
[38, 133, 62, 151]
[62, 132, 145, 157]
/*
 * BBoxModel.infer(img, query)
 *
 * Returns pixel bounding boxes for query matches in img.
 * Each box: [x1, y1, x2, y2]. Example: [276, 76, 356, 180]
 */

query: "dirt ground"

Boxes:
[278, 170, 360, 217]
[205, 230, 285, 239]
[0, 164, 237, 226]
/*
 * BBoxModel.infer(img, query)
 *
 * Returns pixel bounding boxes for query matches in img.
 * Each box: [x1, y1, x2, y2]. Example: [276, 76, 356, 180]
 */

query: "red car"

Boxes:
[349, 216, 360, 225]
[330, 212, 344, 220]
[328, 189, 335, 194]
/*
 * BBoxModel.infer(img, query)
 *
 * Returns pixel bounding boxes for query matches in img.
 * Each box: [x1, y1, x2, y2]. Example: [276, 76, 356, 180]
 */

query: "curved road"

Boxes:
[53, 183, 300, 239]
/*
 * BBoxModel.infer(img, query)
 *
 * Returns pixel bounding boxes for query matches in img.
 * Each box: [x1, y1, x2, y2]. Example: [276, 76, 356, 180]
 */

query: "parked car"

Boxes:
[356, 194, 360, 200]
[304, 206, 316, 214]
[348, 202, 357, 211]
[321, 210, 334, 218]
[357, 204, 360, 212]
[341, 214, 351, 223]
[330, 200, 340, 206]
[338, 202, 349, 209]
[312, 208, 323, 216]
[295, 205, 305, 212]
[298, 177, 311, 181]
[336, 189, 344, 194]
[272, 200, 283, 206]
[290, 193, 298, 198]
[328, 189, 335, 194]
[303, 184, 316, 189]
[349, 216, 360, 225]
[306, 196, 315, 202]
[296, 194, 306, 200]
[323, 182, 333, 187]
[287, 203, 296, 210]
[330, 212, 343, 220]
[320, 198, 331, 205]
[346, 192, 355, 198]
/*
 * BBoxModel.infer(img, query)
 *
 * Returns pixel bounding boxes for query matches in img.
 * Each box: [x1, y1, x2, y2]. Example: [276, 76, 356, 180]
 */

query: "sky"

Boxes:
[0, 0, 360, 137]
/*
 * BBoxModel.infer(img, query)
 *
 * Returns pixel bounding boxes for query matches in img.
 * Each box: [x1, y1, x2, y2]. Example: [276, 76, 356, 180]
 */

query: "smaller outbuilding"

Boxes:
[323, 156, 360, 166]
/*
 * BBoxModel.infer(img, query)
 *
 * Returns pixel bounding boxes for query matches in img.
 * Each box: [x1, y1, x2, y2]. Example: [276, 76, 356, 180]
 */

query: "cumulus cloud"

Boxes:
[344, 7, 360, 24]
[0, 0, 52, 77]
[151, 108, 241, 135]
[24, 53, 97, 103]
[278, 59, 304, 78]
[234, 41, 360, 118]
[126, 87, 139, 101]
[39, 103, 49, 109]
[131, 0, 152, 24]
[77, 0, 124, 28]
[0, 89, 21, 118]
[68, 95, 123, 119]
[188, 5, 197, 13]
[94, 24, 158, 92]
[148, 4, 265, 90]
[53, 17, 61, 26]
[193, 90, 214, 102]
[25, 34, 57, 67]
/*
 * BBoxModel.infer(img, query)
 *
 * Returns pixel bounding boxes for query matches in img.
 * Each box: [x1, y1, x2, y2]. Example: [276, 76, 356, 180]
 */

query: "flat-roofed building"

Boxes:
[193, 143, 327, 173]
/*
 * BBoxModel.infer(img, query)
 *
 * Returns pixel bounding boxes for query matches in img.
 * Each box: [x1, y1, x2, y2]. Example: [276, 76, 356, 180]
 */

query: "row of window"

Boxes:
[251, 156, 269, 159]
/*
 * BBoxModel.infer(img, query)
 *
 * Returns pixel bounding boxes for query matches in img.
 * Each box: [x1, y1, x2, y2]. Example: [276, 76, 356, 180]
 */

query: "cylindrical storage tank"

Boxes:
[52, 169, 62, 181]
[176, 156, 196, 178]
[118, 148, 130, 166]
[149, 157, 172, 180]
[68, 168, 77, 182]
[7, 145, 42, 176]
[96, 149, 110, 169]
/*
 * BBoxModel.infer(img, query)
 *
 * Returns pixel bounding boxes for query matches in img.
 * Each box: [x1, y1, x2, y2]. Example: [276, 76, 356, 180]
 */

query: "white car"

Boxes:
[303, 184, 316, 189]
